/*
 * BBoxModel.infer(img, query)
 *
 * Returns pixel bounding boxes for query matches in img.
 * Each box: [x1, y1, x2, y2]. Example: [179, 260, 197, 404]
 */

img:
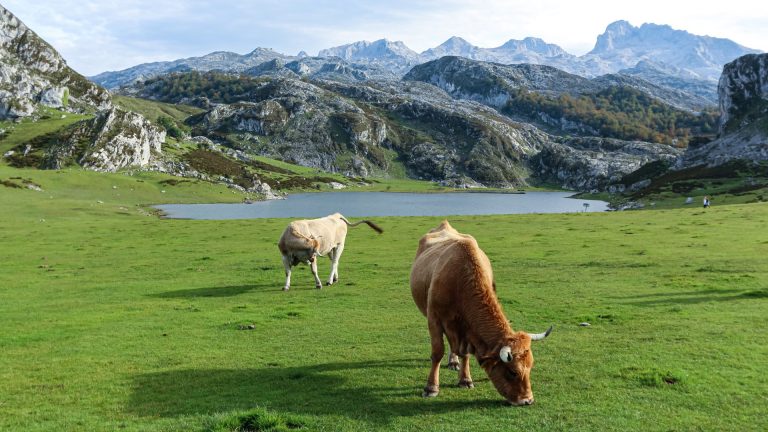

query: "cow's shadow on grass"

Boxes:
[150, 284, 276, 298]
[126, 359, 501, 425]
[618, 288, 768, 307]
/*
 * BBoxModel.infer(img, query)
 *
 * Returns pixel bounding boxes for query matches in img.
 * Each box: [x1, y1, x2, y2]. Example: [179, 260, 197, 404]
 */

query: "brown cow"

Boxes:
[277, 213, 382, 290]
[410, 220, 552, 405]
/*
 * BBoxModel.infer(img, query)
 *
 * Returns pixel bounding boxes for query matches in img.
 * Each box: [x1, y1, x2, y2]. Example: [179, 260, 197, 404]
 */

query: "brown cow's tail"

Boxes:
[339, 216, 383, 234]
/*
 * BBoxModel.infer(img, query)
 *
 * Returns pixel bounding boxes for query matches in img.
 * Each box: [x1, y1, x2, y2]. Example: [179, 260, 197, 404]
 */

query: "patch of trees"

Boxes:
[142, 72, 267, 104]
[504, 86, 719, 146]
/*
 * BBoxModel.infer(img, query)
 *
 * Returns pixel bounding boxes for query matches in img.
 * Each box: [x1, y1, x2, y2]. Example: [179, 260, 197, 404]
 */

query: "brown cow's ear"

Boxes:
[478, 353, 499, 367]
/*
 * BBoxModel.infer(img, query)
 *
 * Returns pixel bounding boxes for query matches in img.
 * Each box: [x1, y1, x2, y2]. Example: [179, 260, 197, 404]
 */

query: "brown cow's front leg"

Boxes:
[457, 354, 474, 388]
[424, 320, 444, 397]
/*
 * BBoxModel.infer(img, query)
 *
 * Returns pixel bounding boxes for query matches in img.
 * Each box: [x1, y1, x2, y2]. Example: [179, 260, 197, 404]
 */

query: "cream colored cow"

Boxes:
[277, 213, 382, 290]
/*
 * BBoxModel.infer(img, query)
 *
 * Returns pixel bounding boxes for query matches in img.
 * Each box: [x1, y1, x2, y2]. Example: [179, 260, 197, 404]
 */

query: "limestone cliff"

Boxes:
[0, 5, 111, 119]
[679, 54, 768, 167]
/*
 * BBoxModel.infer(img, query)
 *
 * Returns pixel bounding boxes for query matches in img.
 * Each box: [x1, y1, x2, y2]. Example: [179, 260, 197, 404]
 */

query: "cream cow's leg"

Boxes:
[328, 242, 345, 285]
[281, 255, 292, 291]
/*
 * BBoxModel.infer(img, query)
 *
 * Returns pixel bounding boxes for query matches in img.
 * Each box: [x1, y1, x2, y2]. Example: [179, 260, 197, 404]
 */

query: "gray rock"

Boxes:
[678, 53, 768, 168]
[47, 108, 165, 172]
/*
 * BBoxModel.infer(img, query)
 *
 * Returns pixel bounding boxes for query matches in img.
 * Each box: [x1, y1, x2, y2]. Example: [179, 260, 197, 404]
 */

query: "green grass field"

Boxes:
[2, 162, 767, 431]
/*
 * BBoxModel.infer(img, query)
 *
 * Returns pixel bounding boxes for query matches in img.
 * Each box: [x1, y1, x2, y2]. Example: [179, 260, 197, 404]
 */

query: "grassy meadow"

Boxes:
[1, 163, 768, 431]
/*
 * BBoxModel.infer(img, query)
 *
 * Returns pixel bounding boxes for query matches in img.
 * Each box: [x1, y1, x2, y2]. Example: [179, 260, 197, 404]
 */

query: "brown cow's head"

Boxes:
[483, 326, 552, 406]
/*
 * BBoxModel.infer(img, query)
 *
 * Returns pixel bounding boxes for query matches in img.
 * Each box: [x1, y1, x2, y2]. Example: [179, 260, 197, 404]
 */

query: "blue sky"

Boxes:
[3, 0, 766, 76]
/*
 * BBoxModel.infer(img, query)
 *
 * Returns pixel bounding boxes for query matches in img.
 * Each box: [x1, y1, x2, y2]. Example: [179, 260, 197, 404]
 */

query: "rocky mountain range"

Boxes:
[123, 69, 683, 190]
[89, 20, 761, 109]
[2, 3, 767, 197]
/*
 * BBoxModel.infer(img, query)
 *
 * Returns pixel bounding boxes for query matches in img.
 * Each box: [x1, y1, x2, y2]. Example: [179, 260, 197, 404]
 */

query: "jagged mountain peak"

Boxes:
[318, 38, 419, 60]
[438, 36, 473, 48]
[419, 36, 486, 62]
[586, 20, 761, 81]
[495, 36, 570, 57]
[605, 19, 634, 33]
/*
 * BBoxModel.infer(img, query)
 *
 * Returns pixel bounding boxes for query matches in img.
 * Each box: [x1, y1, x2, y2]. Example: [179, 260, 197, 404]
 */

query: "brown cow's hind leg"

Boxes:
[423, 320, 443, 397]
[447, 352, 460, 371]
[457, 354, 474, 388]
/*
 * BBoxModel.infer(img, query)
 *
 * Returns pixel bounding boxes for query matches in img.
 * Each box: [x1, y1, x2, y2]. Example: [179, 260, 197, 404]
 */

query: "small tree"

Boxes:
[157, 116, 188, 139]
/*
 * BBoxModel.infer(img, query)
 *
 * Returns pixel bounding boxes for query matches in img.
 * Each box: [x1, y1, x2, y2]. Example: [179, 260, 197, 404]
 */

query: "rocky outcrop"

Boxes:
[534, 137, 682, 191]
[678, 54, 768, 168]
[717, 54, 768, 134]
[404, 56, 597, 107]
[186, 78, 390, 177]
[0, 5, 111, 119]
[47, 108, 165, 172]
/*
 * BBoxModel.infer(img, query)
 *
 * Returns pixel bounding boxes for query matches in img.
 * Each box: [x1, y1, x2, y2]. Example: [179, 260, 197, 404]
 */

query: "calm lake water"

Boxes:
[155, 192, 607, 219]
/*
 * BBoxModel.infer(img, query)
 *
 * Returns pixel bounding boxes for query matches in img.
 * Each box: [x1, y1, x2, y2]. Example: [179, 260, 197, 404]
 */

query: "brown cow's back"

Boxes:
[410, 221, 495, 319]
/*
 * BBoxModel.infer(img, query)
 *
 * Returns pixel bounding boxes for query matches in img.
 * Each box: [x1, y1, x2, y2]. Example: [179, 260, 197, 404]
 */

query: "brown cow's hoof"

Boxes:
[315, 284, 323, 289]
[458, 379, 474, 389]
[422, 385, 439, 397]
[447, 362, 460, 371]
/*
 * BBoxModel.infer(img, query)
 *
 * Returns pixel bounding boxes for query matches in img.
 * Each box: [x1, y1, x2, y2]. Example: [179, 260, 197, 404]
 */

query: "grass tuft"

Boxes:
[204, 407, 307, 432]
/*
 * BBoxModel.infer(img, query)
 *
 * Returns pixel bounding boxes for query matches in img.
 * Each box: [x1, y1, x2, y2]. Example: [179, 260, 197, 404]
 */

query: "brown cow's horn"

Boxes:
[499, 346, 513, 363]
[528, 325, 553, 341]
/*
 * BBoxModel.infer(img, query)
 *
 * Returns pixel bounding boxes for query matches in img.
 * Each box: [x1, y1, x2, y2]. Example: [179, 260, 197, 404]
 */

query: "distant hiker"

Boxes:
[703, 196, 710, 208]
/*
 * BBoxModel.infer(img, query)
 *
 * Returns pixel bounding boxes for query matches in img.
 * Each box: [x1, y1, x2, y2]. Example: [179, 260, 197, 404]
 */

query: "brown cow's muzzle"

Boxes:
[507, 397, 534, 406]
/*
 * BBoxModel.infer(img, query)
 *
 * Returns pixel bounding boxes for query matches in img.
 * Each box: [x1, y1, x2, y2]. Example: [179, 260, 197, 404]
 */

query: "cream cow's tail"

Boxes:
[339, 216, 383, 234]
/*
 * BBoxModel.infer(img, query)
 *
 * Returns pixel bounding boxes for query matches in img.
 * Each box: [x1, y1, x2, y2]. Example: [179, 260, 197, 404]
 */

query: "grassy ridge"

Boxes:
[1, 166, 767, 431]
[112, 95, 204, 123]
[0, 108, 92, 155]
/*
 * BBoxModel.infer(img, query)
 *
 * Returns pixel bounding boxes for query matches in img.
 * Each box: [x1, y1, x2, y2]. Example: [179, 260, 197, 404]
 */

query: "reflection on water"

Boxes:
[155, 192, 607, 219]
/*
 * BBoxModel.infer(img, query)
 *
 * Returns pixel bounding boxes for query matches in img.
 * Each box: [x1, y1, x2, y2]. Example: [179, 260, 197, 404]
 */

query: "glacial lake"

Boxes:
[155, 191, 608, 219]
